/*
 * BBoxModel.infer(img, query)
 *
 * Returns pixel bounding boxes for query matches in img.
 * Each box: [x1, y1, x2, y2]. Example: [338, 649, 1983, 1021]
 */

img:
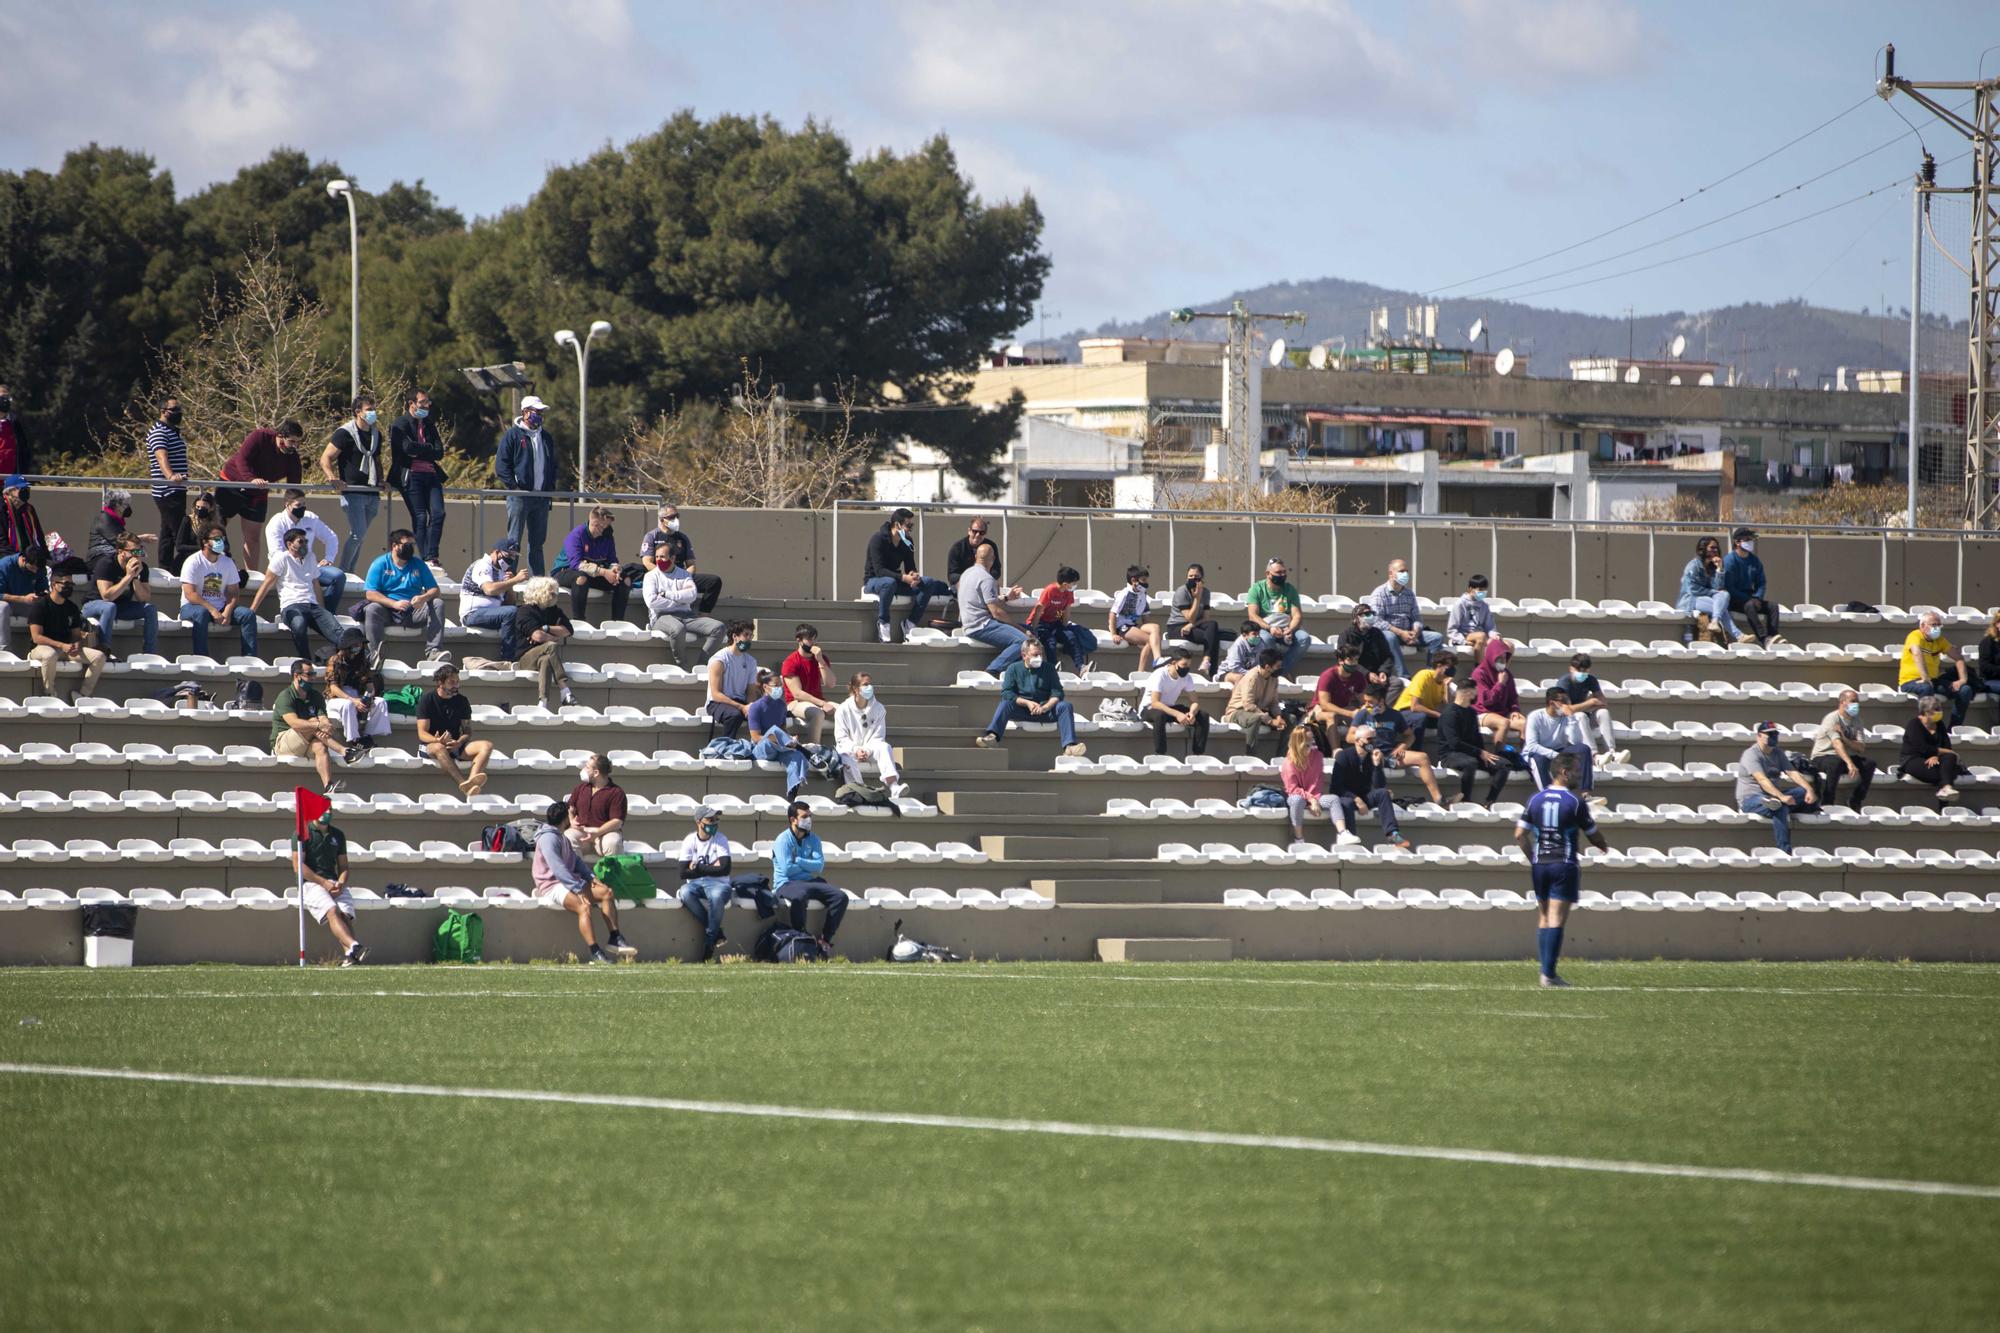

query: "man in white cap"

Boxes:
[494, 395, 560, 575]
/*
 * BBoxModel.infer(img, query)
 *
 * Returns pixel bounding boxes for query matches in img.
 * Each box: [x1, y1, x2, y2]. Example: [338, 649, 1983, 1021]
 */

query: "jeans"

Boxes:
[753, 733, 810, 794]
[1032, 619, 1098, 672]
[1678, 590, 1737, 640]
[362, 599, 447, 657]
[1900, 677, 1974, 728]
[1528, 745, 1594, 793]
[398, 473, 446, 563]
[1740, 787, 1806, 852]
[965, 620, 1027, 673]
[81, 599, 159, 655]
[337, 492, 380, 574]
[649, 611, 726, 666]
[677, 877, 733, 947]
[986, 698, 1078, 747]
[461, 604, 518, 659]
[1334, 787, 1403, 842]
[178, 602, 257, 657]
[282, 601, 343, 661]
[779, 879, 847, 940]
[506, 495, 553, 576]
[1257, 630, 1313, 676]
[1383, 628, 1444, 679]
[1809, 753, 1875, 811]
[313, 565, 348, 613]
[864, 574, 950, 628]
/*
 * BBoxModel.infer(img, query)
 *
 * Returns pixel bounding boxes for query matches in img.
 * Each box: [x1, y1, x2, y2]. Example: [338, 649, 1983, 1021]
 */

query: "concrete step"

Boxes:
[894, 745, 1010, 771]
[936, 791, 1061, 818]
[1030, 878, 1163, 904]
[980, 834, 1111, 861]
[1097, 937, 1233, 962]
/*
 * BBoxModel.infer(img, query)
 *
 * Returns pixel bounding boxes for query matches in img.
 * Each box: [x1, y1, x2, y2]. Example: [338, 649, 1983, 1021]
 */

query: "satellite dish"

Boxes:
[1698, 371, 1716, 387]
[1623, 365, 1641, 384]
[1670, 333, 1687, 359]
[1494, 347, 1516, 377]
[1267, 338, 1288, 368]
[1308, 344, 1329, 370]
[1468, 318, 1485, 344]
[1669, 375, 1682, 386]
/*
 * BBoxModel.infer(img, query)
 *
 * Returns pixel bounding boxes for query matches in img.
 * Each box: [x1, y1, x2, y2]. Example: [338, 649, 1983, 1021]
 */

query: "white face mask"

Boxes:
[796, 816, 813, 833]
[1740, 541, 1756, 554]
[666, 518, 680, 533]
[578, 765, 594, 782]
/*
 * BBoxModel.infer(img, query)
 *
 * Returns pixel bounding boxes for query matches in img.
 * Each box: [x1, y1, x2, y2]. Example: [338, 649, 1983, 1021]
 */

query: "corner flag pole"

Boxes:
[295, 835, 306, 968]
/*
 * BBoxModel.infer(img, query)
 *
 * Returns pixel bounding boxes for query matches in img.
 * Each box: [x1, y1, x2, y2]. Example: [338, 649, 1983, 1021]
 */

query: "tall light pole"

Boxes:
[554, 320, 612, 492]
[326, 179, 359, 402]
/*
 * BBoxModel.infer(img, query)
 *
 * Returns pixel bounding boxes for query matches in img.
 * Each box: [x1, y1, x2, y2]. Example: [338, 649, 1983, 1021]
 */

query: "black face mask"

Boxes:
[1341, 664, 1361, 676]
[163, 408, 183, 427]
[396, 543, 417, 561]
[121, 506, 133, 519]
[1186, 578, 1198, 591]
[289, 505, 305, 521]
[0, 397, 12, 412]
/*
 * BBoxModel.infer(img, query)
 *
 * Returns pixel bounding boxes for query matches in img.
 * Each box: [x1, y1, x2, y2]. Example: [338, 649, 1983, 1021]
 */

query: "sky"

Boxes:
[1, 0, 1992, 344]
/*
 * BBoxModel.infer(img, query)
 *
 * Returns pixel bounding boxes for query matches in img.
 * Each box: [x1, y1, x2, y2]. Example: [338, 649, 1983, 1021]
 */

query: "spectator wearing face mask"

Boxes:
[976, 635, 1085, 756]
[0, 474, 47, 562]
[1245, 557, 1310, 675]
[264, 489, 346, 612]
[322, 396, 386, 574]
[566, 752, 628, 858]
[146, 397, 192, 571]
[1328, 723, 1411, 850]
[1352, 680, 1446, 805]
[1167, 563, 1232, 675]
[1721, 528, 1783, 648]
[495, 396, 561, 576]
[533, 800, 635, 965]
[1445, 574, 1495, 655]
[1900, 692, 1962, 807]
[1677, 535, 1736, 645]
[0, 543, 50, 645]
[26, 568, 105, 700]
[835, 671, 905, 796]
[271, 656, 340, 793]
[1897, 609, 1974, 728]
[417, 664, 492, 797]
[1559, 653, 1631, 765]
[643, 546, 727, 666]
[1809, 688, 1875, 811]
[639, 503, 721, 614]
[459, 536, 529, 661]
[1215, 620, 1267, 685]
[556, 505, 633, 623]
[1108, 564, 1168, 672]
[325, 628, 391, 763]
[172, 491, 234, 574]
[1737, 721, 1812, 850]
[677, 805, 735, 962]
[362, 528, 448, 665]
[1366, 558, 1442, 679]
[82, 532, 159, 659]
[1440, 679, 1510, 805]
[705, 620, 759, 740]
[177, 524, 258, 658]
[747, 666, 811, 801]
[217, 420, 304, 567]
[1523, 688, 1598, 803]
[1472, 637, 1526, 749]
[1393, 648, 1458, 750]
[87, 488, 154, 564]
[389, 391, 448, 564]
[778, 624, 835, 746]
[0, 383, 27, 476]
[1337, 604, 1396, 679]
[247, 525, 344, 663]
[863, 506, 950, 643]
[772, 800, 846, 949]
[513, 576, 577, 709]
[1312, 646, 1368, 735]
[1225, 647, 1290, 759]
[1975, 611, 2000, 724]
[1024, 565, 1097, 673]
[1142, 647, 1210, 755]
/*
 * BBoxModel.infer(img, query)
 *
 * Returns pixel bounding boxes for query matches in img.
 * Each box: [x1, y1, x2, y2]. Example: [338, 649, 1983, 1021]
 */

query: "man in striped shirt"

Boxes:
[146, 398, 191, 572]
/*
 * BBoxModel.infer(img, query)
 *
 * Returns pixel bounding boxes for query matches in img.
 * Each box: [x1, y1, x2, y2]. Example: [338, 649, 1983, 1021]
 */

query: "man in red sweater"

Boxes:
[218, 421, 305, 567]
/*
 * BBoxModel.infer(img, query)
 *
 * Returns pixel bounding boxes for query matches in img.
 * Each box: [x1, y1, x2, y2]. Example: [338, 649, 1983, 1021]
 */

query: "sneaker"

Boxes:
[899, 618, 917, 641]
[607, 932, 639, 960]
[1335, 830, 1362, 847]
[1061, 742, 1087, 758]
[1936, 784, 1960, 801]
[1768, 634, 1789, 646]
[1538, 974, 1572, 988]
[1079, 659, 1097, 675]
[1587, 793, 1610, 807]
[974, 732, 999, 749]
[342, 743, 364, 765]
[586, 947, 611, 965]
[324, 778, 344, 797]
[559, 686, 577, 707]
[1391, 837, 1414, 852]
[876, 621, 892, 644]
[340, 942, 367, 968]
[890, 781, 910, 799]
[1607, 748, 1631, 766]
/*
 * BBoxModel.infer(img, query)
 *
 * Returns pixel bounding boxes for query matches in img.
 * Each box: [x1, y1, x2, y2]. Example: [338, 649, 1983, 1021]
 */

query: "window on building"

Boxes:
[1493, 428, 1518, 457]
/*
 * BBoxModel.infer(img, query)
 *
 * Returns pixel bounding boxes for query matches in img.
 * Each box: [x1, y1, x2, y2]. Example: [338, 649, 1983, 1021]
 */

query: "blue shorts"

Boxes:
[1530, 862, 1580, 903]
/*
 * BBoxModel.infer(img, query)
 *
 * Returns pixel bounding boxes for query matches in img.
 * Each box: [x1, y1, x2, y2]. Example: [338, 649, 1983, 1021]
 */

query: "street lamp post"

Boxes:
[326, 180, 359, 402]
[554, 320, 612, 492]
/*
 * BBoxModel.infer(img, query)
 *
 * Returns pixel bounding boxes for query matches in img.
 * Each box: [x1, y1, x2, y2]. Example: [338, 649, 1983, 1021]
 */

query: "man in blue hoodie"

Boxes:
[1720, 527, 1783, 648]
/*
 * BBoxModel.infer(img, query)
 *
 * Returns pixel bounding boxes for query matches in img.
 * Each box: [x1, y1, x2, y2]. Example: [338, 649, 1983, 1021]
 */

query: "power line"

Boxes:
[1429, 93, 1877, 295]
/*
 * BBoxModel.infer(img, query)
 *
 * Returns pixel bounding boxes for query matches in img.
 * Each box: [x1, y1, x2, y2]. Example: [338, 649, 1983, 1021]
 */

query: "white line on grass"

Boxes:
[2, 1062, 1993, 1201]
[787, 971, 2000, 1001]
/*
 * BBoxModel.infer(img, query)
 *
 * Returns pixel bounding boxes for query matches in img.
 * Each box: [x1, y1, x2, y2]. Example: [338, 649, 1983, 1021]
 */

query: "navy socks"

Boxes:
[1537, 925, 1566, 978]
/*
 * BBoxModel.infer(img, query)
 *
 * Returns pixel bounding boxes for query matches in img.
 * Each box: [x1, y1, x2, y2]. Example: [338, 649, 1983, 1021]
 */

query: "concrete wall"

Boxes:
[29, 487, 2000, 609]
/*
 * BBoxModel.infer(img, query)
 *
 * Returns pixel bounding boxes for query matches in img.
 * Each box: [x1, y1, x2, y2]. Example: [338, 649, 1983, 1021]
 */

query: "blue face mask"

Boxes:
[361, 409, 378, 426]
[1473, 589, 1487, 600]
[1570, 670, 1588, 683]
[412, 407, 429, 420]
[1843, 702, 1860, 718]
[208, 538, 226, 555]
[900, 531, 912, 547]
[1395, 570, 1410, 587]
[860, 684, 876, 703]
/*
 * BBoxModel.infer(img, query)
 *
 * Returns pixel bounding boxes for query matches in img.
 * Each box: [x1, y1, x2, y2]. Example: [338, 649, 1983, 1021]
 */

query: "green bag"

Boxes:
[432, 908, 484, 963]
[384, 684, 426, 716]
[593, 852, 657, 903]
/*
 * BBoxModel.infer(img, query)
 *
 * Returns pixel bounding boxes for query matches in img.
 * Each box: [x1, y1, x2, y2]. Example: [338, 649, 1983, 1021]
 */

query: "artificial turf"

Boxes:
[1, 959, 1996, 1331]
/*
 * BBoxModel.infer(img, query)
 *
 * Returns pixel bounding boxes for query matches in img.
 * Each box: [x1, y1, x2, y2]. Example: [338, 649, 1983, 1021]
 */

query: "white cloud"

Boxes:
[1426, 0, 1654, 82]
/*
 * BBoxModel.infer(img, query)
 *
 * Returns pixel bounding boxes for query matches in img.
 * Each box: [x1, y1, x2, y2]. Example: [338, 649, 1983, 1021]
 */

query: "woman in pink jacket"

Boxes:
[1471, 636, 1526, 748]
[1282, 725, 1352, 846]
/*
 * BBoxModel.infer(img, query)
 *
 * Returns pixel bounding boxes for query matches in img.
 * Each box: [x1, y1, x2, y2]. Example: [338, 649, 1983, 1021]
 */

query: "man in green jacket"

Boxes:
[974, 636, 1086, 756]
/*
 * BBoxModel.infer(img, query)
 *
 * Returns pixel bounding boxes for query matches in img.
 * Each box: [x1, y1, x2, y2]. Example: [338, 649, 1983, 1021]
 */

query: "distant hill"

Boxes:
[1063, 276, 1958, 386]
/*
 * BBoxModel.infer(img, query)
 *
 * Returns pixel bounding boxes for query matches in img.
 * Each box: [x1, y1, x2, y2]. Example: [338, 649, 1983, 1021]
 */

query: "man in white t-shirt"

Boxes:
[263, 489, 346, 612]
[675, 804, 735, 961]
[248, 525, 343, 662]
[177, 521, 258, 657]
[459, 535, 529, 659]
[1141, 647, 1209, 755]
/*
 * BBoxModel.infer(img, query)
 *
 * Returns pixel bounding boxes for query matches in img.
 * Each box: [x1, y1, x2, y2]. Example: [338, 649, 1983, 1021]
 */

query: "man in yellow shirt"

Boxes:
[1898, 610, 1973, 726]
[1394, 648, 1455, 749]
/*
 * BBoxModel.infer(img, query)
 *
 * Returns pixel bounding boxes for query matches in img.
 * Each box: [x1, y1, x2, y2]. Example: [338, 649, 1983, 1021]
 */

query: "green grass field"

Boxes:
[3, 959, 1997, 1331]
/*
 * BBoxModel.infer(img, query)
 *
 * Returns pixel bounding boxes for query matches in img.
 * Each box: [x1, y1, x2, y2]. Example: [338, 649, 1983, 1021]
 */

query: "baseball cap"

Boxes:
[520, 395, 549, 412]
[694, 803, 719, 822]
[492, 536, 520, 554]
[2, 474, 25, 491]
[1756, 720, 1780, 736]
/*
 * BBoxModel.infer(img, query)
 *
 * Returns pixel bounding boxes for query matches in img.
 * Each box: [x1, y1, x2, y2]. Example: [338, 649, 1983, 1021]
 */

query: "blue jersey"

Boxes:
[1518, 786, 1596, 864]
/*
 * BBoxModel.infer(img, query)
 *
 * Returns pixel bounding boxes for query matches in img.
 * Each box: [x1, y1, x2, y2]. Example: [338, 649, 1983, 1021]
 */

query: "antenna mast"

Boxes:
[1170, 300, 1307, 487]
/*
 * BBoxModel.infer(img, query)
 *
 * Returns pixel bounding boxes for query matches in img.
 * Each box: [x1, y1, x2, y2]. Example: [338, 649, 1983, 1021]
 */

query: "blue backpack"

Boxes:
[1239, 785, 1288, 809]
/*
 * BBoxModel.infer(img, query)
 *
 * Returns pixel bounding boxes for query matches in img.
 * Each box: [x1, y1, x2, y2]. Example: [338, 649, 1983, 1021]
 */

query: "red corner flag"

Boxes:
[295, 787, 332, 839]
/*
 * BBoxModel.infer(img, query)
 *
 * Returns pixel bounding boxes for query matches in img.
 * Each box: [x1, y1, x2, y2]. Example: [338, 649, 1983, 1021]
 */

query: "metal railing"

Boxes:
[833, 497, 2000, 610]
[28, 473, 662, 567]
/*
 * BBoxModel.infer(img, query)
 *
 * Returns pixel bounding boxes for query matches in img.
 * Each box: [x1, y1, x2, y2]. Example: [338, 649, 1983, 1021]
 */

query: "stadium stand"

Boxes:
[4, 497, 2000, 966]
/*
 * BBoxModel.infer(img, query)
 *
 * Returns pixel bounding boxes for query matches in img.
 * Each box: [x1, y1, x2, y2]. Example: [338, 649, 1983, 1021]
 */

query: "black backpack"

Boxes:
[730, 873, 779, 919]
[753, 924, 829, 964]
[479, 820, 538, 854]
